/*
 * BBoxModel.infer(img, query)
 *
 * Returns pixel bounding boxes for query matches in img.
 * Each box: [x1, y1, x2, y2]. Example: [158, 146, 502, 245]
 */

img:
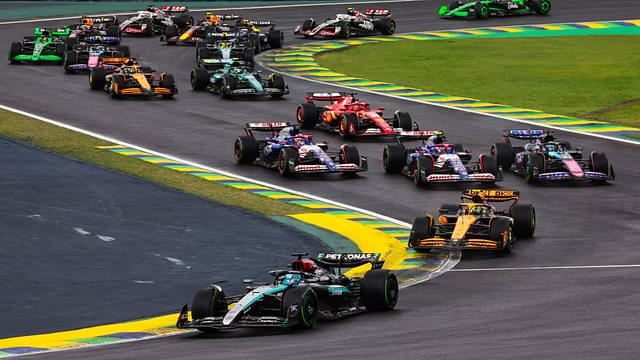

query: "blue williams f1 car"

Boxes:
[234, 122, 367, 176]
[177, 252, 398, 332]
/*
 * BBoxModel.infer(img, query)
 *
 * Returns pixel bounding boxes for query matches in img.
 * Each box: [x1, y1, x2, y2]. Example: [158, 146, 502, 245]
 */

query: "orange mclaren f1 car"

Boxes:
[88, 60, 177, 98]
[409, 189, 536, 253]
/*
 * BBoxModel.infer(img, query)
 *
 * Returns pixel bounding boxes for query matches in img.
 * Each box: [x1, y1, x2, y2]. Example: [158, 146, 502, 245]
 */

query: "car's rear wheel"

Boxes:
[190, 68, 209, 90]
[106, 25, 120, 37]
[268, 29, 283, 49]
[278, 148, 299, 177]
[9, 42, 22, 64]
[282, 287, 317, 330]
[475, 2, 490, 19]
[164, 24, 179, 41]
[510, 204, 536, 239]
[159, 74, 176, 98]
[297, 103, 318, 129]
[383, 144, 406, 174]
[375, 17, 396, 35]
[409, 215, 434, 249]
[302, 18, 316, 31]
[234, 136, 258, 164]
[491, 218, 513, 254]
[63, 50, 78, 73]
[142, 18, 154, 36]
[361, 270, 399, 311]
[65, 37, 78, 50]
[339, 22, 351, 39]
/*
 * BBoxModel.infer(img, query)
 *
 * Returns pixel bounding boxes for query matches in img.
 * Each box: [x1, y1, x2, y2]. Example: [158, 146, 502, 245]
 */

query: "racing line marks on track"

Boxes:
[259, 19, 640, 145]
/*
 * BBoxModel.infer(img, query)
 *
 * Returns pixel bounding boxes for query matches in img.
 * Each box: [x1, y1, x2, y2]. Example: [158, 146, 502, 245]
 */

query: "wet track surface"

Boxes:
[1, 0, 639, 358]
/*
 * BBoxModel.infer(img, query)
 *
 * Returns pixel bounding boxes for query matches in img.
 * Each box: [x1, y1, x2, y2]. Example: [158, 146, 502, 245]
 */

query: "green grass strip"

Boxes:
[0, 108, 311, 216]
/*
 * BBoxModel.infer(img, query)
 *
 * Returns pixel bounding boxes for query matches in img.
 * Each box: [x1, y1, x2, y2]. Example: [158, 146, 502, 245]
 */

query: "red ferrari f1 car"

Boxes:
[296, 92, 415, 139]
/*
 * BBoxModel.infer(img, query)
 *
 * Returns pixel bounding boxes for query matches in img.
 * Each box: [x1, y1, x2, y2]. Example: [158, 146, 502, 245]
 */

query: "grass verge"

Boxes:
[0, 108, 310, 216]
[316, 35, 640, 127]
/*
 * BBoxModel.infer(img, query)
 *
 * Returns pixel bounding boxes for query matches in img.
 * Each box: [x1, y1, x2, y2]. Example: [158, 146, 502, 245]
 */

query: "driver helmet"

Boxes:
[292, 135, 308, 147]
[280, 273, 302, 286]
[469, 205, 485, 216]
[81, 18, 94, 27]
[205, 13, 219, 25]
[346, 7, 357, 16]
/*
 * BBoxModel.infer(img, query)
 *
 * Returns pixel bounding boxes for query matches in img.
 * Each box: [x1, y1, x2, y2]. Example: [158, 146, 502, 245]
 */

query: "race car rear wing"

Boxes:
[462, 189, 520, 203]
[217, 14, 241, 20]
[396, 130, 444, 141]
[316, 253, 384, 273]
[305, 92, 357, 102]
[80, 15, 118, 24]
[365, 8, 391, 16]
[244, 122, 297, 136]
[34, 27, 70, 37]
[503, 129, 547, 140]
[248, 20, 275, 27]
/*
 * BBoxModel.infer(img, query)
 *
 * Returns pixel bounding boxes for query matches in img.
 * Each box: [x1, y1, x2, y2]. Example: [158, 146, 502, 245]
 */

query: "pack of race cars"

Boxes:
[9, 0, 615, 333]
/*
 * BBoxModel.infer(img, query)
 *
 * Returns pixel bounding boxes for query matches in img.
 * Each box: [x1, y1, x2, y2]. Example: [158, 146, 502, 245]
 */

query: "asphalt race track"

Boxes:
[0, 136, 328, 338]
[1, 0, 639, 358]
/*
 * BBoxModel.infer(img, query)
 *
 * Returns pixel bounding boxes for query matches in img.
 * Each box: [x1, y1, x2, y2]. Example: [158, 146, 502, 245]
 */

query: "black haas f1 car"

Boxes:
[491, 129, 615, 184]
[234, 122, 367, 176]
[409, 189, 536, 253]
[296, 92, 416, 139]
[384, 131, 500, 186]
[89, 60, 177, 99]
[177, 252, 398, 332]
[119, 5, 193, 36]
[294, 7, 396, 39]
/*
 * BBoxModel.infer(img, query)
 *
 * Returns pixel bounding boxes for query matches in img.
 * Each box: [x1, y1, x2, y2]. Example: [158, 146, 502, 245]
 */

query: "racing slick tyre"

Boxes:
[117, 45, 131, 58]
[63, 50, 78, 73]
[192, 286, 228, 332]
[393, 111, 412, 131]
[243, 48, 255, 65]
[339, 113, 358, 139]
[222, 75, 238, 98]
[375, 17, 396, 35]
[278, 148, 299, 177]
[413, 156, 433, 187]
[454, 143, 465, 153]
[480, 154, 499, 180]
[475, 2, 490, 19]
[110, 75, 125, 98]
[439, 204, 459, 215]
[268, 74, 286, 98]
[302, 18, 316, 31]
[491, 218, 514, 254]
[141, 18, 154, 36]
[89, 67, 106, 90]
[361, 269, 399, 311]
[409, 215, 434, 249]
[590, 152, 610, 183]
[282, 287, 318, 330]
[339, 22, 351, 39]
[529, 0, 551, 15]
[525, 152, 545, 184]
[511, 204, 536, 239]
[197, 47, 210, 60]
[190, 68, 209, 90]
[159, 74, 176, 98]
[249, 33, 261, 54]
[341, 145, 361, 171]
[164, 25, 179, 41]
[491, 142, 514, 171]
[297, 103, 318, 129]
[9, 42, 21, 64]
[449, 0, 464, 10]
[234, 136, 258, 164]
[383, 144, 406, 174]
[65, 37, 78, 50]
[106, 25, 120, 37]
[55, 44, 65, 63]
[559, 140, 572, 151]
[268, 29, 283, 49]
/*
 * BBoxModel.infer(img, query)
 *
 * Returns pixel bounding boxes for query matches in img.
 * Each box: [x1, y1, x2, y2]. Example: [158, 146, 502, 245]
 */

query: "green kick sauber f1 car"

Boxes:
[8, 27, 70, 64]
[439, 0, 551, 19]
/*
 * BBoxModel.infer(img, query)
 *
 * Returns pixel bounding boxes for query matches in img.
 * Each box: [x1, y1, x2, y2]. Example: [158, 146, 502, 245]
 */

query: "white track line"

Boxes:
[256, 18, 640, 146]
[0, 0, 423, 25]
[450, 264, 640, 272]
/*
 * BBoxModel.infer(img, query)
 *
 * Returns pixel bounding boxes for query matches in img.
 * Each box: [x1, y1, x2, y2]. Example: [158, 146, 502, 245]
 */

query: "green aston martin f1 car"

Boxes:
[439, 0, 551, 19]
[9, 27, 70, 64]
